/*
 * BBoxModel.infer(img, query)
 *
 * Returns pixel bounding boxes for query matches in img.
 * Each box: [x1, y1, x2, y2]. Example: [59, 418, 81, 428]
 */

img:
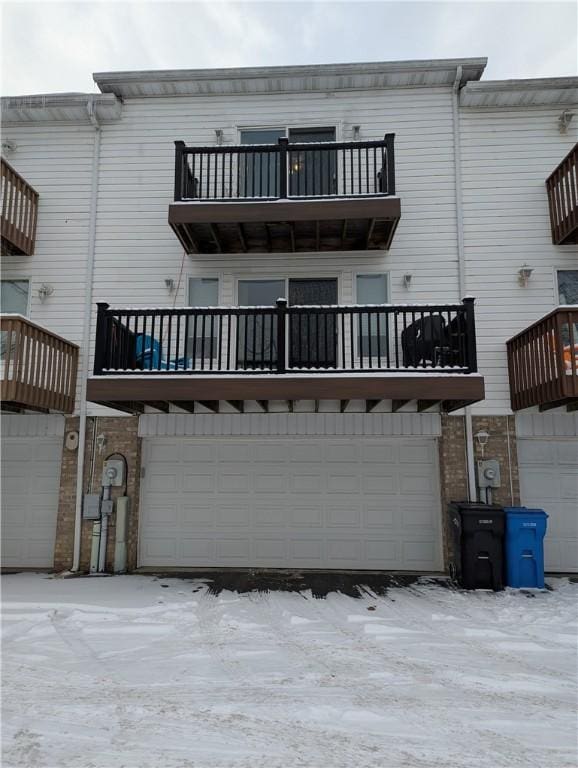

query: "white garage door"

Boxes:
[1, 437, 62, 568]
[139, 437, 442, 570]
[518, 438, 578, 573]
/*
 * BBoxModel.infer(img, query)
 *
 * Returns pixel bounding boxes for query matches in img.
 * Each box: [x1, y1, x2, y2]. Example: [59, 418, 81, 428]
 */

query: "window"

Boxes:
[0, 280, 29, 315]
[240, 129, 284, 198]
[239, 126, 336, 197]
[557, 270, 578, 305]
[187, 278, 219, 361]
[356, 274, 389, 357]
[237, 279, 285, 366]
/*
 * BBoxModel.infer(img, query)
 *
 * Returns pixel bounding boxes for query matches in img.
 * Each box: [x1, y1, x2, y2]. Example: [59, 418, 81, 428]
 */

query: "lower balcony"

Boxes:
[87, 299, 484, 414]
[0, 315, 79, 413]
[507, 306, 578, 411]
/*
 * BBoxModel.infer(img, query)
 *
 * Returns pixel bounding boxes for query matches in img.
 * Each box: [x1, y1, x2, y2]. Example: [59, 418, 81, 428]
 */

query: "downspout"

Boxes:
[452, 66, 477, 502]
[72, 96, 101, 571]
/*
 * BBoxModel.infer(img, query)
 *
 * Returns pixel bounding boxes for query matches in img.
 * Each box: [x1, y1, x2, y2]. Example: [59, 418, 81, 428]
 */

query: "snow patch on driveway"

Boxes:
[1, 573, 576, 768]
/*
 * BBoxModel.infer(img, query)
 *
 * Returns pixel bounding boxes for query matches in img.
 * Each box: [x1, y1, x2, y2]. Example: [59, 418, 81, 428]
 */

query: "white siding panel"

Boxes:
[460, 107, 578, 414]
[516, 413, 578, 438]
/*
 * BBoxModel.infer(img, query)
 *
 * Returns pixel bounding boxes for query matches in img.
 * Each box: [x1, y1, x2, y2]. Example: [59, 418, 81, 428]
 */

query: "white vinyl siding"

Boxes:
[459, 107, 578, 414]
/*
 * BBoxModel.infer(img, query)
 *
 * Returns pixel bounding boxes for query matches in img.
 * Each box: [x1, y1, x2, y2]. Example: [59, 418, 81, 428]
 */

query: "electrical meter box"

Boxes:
[478, 459, 501, 489]
[83, 494, 101, 520]
[102, 459, 125, 487]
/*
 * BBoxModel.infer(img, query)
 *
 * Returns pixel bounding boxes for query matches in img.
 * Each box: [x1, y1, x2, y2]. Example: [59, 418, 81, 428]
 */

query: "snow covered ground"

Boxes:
[2, 573, 577, 768]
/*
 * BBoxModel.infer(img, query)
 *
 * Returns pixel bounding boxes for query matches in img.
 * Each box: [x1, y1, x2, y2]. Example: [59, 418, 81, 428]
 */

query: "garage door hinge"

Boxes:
[140, 466, 146, 478]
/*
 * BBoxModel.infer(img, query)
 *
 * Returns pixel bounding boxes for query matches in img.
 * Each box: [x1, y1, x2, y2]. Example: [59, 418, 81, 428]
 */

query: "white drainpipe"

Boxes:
[452, 66, 477, 502]
[72, 97, 101, 571]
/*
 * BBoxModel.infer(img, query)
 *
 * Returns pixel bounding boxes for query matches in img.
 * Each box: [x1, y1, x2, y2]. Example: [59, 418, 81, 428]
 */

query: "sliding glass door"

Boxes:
[289, 278, 338, 369]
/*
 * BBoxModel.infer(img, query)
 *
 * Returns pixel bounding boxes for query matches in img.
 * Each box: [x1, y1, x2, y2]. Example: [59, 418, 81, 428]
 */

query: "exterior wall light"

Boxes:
[38, 284, 54, 302]
[558, 111, 574, 134]
[352, 125, 361, 140]
[215, 129, 224, 145]
[403, 273, 412, 289]
[475, 430, 490, 458]
[518, 265, 533, 287]
[164, 278, 175, 293]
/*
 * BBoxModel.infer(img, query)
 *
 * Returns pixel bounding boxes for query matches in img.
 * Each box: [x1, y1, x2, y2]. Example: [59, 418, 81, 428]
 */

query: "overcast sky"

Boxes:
[1, 0, 576, 96]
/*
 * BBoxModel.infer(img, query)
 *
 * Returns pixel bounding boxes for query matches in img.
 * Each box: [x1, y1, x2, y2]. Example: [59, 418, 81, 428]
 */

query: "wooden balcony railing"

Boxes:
[174, 134, 395, 201]
[94, 298, 477, 376]
[507, 306, 578, 411]
[1, 157, 39, 256]
[1, 315, 79, 413]
[546, 143, 578, 245]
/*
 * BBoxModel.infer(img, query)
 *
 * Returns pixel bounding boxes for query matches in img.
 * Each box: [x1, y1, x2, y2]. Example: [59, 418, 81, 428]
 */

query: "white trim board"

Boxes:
[138, 412, 442, 438]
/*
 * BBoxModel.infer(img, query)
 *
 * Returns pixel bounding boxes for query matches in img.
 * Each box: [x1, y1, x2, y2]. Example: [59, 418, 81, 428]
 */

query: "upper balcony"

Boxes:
[0, 315, 79, 413]
[87, 298, 484, 414]
[168, 134, 401, 254]
[507, 306, 578, 411]
[546, 142, 578, 245]
[1, 157, 39, 257]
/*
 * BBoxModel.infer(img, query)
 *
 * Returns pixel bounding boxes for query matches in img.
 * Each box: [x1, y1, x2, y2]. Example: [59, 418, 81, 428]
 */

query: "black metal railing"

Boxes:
[174, 134, 395, 201]
[94, 298, 477, 376]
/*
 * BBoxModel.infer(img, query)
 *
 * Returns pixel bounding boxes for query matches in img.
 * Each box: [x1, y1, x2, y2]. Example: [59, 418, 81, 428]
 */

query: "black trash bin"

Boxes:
[448, 502, 505, 591]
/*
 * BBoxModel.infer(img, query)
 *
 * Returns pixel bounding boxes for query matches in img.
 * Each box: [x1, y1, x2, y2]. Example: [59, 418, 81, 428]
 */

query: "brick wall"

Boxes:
[471, 415, 520, 508]
[54, 416, 141, 572]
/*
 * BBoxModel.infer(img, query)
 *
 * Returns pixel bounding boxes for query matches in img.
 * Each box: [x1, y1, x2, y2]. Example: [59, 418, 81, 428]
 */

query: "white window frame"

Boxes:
[0, 277, 31, 317]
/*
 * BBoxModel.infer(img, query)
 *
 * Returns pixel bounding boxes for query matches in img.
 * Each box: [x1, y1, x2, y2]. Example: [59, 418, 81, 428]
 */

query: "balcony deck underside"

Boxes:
[169, 197, 401, 254]
[87, 373, 484, 414]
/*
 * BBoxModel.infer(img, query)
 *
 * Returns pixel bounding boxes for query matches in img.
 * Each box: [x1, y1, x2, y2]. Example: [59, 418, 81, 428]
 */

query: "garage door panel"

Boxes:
[1, 437, 61, 568]
[180, 537, 216, 561]
[519, 438, 578, 573]
[139, 437, 442, 570]
[289, 506, 324, 527]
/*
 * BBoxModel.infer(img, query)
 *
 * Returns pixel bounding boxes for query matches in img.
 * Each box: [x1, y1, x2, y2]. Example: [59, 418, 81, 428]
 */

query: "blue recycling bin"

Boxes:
[504, 507, 548, 589]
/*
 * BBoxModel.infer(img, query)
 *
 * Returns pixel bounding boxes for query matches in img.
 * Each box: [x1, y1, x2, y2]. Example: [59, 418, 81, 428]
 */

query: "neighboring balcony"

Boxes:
[168, 135, 401, 254]
[546, 142, 578, 245]
[0, 315, 79, 413]
[1, 157, 39, 256]
[87, 298, 484, 414]
[507, 306, 578, 411]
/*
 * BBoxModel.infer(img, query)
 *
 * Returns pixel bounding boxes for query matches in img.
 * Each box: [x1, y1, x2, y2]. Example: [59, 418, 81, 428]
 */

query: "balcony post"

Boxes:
[278, 137, 289, 198]
[94, 302, 110, 375]
[276, 298, 287, 373]
[463, 297, 477, 373]
[174, 141, 185, 201]
[384, 133, 395, 195]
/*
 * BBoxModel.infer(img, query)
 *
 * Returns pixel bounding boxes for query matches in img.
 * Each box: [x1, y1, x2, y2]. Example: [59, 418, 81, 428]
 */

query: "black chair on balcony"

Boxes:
[401, 315, 461, 368]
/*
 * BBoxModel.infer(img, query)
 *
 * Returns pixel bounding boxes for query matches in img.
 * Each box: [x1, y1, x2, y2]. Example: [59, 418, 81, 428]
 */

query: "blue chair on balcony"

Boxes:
[134, 334, 189, 371]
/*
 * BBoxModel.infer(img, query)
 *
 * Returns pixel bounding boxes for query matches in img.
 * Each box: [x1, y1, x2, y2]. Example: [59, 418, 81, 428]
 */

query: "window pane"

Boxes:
[557, 270, 578, 305]
[237, 280, 284, 367]
[187, 278, 219, 363]
[240, 129, 285, 145]
[0, 280, 29, 315]
[356, 274, 388, 359]
[238, 279, 285, 306]
[189, 277, 218, 306]
[357, 274, 388, 304]
[240, 130, 284, 198]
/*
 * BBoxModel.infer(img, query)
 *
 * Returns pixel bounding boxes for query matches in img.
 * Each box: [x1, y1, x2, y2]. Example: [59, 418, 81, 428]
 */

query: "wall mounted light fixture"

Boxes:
[403, 273, 412, 289]
[518, 265, 533, 287]
[37, 284, 54, 302]
[475, 430, 490, 458]
[352, 125, 361, 140]
[164, 278, 175, 293]
[215, 129, 224, 145]
[558, 110, 574, 134]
